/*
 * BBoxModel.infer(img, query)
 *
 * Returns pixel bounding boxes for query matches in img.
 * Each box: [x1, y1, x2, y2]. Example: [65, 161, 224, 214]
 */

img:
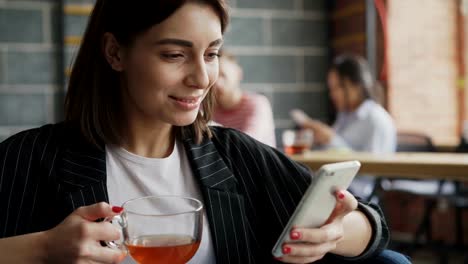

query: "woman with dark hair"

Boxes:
[0, 2, 394, 263]
[292, 54, 396, 154]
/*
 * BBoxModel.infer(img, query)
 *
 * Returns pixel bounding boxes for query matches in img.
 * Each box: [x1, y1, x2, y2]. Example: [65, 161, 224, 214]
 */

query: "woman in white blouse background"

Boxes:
[291, 54, 397, 199]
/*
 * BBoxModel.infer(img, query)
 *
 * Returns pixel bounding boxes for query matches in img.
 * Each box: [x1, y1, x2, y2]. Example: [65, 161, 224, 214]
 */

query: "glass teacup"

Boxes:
[106, 196, 203, 264]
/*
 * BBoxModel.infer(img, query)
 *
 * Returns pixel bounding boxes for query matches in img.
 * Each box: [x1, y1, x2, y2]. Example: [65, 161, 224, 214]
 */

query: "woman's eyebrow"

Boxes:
[209, 38, 223, 47]
[153, 38, 223, 48]
[154, 38, 193, 47]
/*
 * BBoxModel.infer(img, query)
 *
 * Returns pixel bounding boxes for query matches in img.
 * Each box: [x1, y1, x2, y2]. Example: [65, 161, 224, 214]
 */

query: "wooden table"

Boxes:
[290, 151, 468, 181]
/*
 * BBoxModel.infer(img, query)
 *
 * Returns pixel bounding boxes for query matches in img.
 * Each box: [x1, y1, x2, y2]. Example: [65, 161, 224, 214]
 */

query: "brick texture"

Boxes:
[465, 12, 468, 128]
[388, 0, 459, 146]
[0, 1, 60, 140]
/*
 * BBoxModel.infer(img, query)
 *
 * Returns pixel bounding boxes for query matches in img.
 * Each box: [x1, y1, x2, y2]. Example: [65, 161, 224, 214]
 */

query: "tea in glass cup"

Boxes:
[106, 196, 203, 264]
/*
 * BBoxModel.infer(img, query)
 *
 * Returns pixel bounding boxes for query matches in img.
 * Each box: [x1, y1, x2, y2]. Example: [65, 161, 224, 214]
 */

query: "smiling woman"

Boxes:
[96, 2, 224, 157]
[0, 0, 392, 263]
[66, 0, 227, 150]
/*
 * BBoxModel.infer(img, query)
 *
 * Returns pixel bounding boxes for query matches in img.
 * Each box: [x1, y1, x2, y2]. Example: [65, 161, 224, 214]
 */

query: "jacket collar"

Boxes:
[184, 134, 251, 263]
[183, 136, 238, 192]
[55, 123, 108, 216]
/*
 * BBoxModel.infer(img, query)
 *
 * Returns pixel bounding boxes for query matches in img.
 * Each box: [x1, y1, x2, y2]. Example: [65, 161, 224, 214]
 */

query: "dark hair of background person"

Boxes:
[330, 54, 385, 108]
[65, 0, 229, 148]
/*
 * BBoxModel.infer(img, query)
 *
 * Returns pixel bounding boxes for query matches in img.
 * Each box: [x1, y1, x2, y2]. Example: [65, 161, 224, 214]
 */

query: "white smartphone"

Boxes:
[271, 160, 361, 258]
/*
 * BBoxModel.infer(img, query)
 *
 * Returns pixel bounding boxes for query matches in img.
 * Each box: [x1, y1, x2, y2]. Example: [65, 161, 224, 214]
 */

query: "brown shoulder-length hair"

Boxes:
[65, 0, 229, 147]
[330, 54, 384, 106]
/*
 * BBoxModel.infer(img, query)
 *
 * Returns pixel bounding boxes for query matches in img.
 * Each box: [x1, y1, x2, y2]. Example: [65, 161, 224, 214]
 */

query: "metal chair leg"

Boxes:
[412, 199, 436, 248]
[455, 206, 464, 247]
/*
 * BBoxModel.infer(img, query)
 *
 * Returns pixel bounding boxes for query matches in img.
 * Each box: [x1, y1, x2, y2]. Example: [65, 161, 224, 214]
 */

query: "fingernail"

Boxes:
[290, 231, 301, 240]
[112, 206, 123, 213]
[282, 246, 291, 254]
[338, 192, 345, 200]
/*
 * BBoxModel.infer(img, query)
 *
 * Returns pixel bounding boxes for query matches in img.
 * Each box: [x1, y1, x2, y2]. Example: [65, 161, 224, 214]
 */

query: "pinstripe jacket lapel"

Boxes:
[55, 127, 108, 217]
[184, 137, 253, 264]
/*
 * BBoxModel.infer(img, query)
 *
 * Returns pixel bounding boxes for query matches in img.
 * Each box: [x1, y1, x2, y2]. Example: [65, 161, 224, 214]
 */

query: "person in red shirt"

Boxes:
[213, 51, 276, 147]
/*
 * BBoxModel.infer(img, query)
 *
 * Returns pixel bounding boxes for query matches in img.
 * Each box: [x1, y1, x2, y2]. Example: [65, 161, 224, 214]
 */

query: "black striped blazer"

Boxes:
[0, 123, 389, 263]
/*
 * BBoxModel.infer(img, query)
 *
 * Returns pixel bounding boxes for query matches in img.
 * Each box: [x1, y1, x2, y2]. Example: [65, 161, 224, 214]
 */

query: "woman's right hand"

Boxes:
[43, 202, 126, 264]
[290, 109, 335, 145]
[302, 119, 335, 145]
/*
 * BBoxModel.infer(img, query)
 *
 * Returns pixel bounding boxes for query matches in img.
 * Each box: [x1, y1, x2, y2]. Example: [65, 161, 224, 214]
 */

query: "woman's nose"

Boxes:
[185, 59, 210, 89]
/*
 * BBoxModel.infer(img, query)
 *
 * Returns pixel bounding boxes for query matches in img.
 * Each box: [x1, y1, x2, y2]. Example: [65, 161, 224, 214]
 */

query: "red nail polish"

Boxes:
[338, 192, 345, 200]
[290, 231, 301, 240]
[282, 246, 291, 254]
[112, 206, 123, 213]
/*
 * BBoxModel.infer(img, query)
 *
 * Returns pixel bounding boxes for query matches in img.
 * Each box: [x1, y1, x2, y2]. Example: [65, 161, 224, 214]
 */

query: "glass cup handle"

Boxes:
[103, 215, 127, 252]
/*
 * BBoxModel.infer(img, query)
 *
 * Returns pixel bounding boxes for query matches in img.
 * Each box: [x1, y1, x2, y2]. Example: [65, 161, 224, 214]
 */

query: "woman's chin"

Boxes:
[171, 115, 198, 127]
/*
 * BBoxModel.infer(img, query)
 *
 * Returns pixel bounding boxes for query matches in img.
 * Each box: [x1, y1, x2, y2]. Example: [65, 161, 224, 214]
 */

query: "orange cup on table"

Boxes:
[282, 129, 313, 155]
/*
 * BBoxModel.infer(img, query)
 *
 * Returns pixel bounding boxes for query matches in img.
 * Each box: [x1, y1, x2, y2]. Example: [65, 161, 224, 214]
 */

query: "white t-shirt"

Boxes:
[106, 140, 216, 264]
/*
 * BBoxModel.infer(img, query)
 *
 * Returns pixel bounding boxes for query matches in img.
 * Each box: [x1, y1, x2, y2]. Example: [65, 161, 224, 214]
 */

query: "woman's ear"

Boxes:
[102, 32, 124, 72]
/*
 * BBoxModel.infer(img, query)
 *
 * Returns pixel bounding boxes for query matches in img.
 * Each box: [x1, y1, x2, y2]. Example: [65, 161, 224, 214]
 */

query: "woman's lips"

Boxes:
[169, 95, 202, 111]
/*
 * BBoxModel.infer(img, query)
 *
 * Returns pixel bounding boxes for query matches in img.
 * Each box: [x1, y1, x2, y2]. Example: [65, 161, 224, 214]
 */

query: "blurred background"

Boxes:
[2, 0, 468, 147]
[0, 0, 467, 263]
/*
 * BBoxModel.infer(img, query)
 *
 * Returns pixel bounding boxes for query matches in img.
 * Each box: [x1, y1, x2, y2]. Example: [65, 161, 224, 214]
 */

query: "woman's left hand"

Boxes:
[276, 190, 358, 263]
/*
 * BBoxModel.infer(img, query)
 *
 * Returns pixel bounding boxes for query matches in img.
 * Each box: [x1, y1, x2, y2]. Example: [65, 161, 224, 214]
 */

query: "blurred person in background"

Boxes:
[213, 50, 276, 147]
[291, 54, 397, 199]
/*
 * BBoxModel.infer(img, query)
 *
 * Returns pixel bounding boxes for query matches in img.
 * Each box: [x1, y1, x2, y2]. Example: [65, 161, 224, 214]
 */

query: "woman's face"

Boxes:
[117, 3, 223, 127]
[327, 70, 362, 112]
[327, 70, 346, 111]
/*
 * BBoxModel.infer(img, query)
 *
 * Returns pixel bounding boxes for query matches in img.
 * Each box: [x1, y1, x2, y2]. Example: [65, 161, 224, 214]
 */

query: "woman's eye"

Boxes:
[162, 53, 184, 60]
[205, 53, 220, 61]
